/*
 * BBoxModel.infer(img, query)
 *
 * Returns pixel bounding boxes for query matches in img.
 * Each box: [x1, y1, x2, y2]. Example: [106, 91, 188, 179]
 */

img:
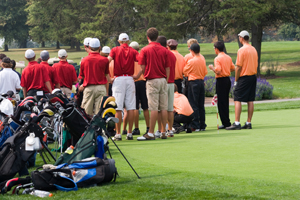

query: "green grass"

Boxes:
[2, 101, 300, 199]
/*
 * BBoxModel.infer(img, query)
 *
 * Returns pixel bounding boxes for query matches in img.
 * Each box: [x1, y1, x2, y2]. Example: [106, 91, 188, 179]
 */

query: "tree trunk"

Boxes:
[76, 40, 81, 51]
[70, 40, 75, 49]
[4, 44, 8, 51]
[19, 40, 27, 48]
[56, 41, 60, 49]
[237, 36, 242, 48]
[251, 23, 263, 76]
[41, 41, 45, 47]
[217, 33, 227, 54]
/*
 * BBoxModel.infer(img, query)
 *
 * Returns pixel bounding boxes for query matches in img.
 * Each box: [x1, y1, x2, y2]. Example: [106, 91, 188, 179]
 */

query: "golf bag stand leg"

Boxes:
[107, 135, 141, 179]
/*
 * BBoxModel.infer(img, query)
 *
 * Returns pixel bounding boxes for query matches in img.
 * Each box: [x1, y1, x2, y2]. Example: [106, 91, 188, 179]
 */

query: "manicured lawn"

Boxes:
[3, 101, 300, 199]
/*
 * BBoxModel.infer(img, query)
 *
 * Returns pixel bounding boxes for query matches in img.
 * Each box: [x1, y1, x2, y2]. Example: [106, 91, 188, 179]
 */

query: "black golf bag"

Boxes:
[0, 122, 43, 182]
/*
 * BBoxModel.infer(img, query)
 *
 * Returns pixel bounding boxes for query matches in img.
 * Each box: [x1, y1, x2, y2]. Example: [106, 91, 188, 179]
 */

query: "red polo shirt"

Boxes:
[167, 50, 176, 83]
[40, 61, 59, 92]
[21, 61, 50, 91]
[109, 43, 138, 76]
[79, 52, 109, 87]
[138, 42, 170, 80]
[52, 61, 77, 89]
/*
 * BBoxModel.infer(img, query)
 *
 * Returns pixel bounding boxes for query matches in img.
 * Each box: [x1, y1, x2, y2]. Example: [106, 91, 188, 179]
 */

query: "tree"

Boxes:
[278, 23, 300, 41]
[0, 0, 29, 51]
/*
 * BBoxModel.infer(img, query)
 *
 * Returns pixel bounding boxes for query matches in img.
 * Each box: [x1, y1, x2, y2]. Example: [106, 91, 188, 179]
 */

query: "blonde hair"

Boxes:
[187, 38, 198, 47]
[1, 62, 12, 68]
[100, 52, 109, 57]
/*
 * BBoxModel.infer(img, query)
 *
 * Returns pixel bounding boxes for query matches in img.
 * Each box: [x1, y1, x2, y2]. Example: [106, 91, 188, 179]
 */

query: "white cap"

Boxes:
[238, 30, 250, 38]
[25, 49, 35, 59]
[58, 49, 67, 58]
[89, 38, 100, 48]
[129, 41, 139, 50]
[83, 37, 92, 46]
[118, 33, 129, 41]
[102, 46, 111, 54]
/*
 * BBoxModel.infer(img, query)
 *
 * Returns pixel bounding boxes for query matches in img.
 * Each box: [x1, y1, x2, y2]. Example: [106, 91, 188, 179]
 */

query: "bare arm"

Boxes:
[108, 56, 113, 63]
[165, 67, 170, 82]
[23, 87, 27, 98]
[235, 65, 242, 81]
[45, 81, 53, 93]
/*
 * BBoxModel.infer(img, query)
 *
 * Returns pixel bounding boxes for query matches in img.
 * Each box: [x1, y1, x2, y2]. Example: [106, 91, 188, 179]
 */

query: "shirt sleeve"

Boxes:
[15, 75, 21, 89]
[72, 67, 77, 82]
[79, 62, 84, 79]
[138, 49, 146, 65]
[20, 70, 26, 87]
[214, 57, 222, 74]
[109, 47, 116, 59]
[183, 60, 192, 76]
[105, 60, 109, 75]
[236, 49, 243, 67]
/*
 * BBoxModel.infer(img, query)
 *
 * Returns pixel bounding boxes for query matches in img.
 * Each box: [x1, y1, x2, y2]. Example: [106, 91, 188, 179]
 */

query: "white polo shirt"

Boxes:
[0, 68, 21, 94]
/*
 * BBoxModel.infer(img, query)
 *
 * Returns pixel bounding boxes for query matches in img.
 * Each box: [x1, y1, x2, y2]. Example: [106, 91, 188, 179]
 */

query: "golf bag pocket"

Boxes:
[31, 168, 78, 191]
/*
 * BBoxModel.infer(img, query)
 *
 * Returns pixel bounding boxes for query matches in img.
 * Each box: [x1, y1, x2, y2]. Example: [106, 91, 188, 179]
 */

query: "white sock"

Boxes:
[127, 133, 132, 136]
[246, 122, 251, 125]
[148, 133, 154, 137]
[235, 121, 240, 125]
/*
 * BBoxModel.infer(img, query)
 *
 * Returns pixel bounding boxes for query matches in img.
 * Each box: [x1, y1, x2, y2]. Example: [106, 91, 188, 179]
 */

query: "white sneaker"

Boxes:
[112, 134, 122, 141]
[195, 129, 200, 132]
[154, 130, 161, 138]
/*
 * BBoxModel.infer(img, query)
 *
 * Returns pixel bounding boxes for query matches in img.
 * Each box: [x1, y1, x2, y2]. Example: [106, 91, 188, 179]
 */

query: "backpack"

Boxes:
[0, 122, 43, 182]
[31, 157, 117, 191]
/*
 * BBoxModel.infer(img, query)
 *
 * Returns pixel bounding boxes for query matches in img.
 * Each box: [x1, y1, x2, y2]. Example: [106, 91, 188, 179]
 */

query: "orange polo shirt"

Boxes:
[183, 55, 207, 81]
[171, 50, 185, 80]
[173, 92, 194, 116]
[214, 52, 235, 78]
[133, 61, 145, 82]
[184, 52, 193, 64]
[236, 43, 258, 76]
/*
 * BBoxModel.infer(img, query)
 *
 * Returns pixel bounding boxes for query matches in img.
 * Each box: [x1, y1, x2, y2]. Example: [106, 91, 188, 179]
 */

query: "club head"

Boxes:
[106, 117, 119, 124]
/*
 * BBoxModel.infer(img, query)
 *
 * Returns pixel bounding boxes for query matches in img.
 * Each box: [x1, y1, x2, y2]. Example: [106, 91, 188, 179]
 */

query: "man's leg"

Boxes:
[134, 110, 139, 129]
[127, 109, 134, 134]
[167, 111, 174, 131]
[216, 78, 231, 127]
[122, 108, 127, 134]
[81, 86, 94, 116]
[143, 109, 150, 128]
[198, 80, 206, 130]
[160, 110, 168, 133]
[188, 81, 201, 129]
[247, 101, 254, 122]
[115, 110, 122, 135]
[149, 110, 158, 134]
[234, 101, 242, 122]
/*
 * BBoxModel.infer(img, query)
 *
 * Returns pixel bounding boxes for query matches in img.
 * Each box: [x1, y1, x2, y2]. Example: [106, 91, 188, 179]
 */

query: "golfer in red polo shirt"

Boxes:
[52, 49, 77, 98]
[108, 33, 139, 141]
[79, 38, 111, 116]
[39, 50, 60, 93]
[21, 49, 52, 99]
[136, 27, 170, 141]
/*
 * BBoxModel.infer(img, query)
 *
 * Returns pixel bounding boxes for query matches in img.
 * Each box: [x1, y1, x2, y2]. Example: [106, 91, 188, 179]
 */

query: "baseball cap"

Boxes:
[40, 50, 50, 60]
[129, 41, 139, 50]
[102, 46, 111, 54]
[118, 33, 129, 41]
[89, 38, 100, 48]
[238, 30, 250, 38]
[83, 37, 92, 46]
[25, 49, 35, 59]
[58, 49, 67, 58]
[190, 43, 200, 53]
[167, 39, 178, 47]
[2, 57, 11, 64]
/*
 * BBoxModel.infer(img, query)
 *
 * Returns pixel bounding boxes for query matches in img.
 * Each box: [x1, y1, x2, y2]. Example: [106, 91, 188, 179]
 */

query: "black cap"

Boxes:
[190, 43, 200, 53]
[2, 57, 11, 64]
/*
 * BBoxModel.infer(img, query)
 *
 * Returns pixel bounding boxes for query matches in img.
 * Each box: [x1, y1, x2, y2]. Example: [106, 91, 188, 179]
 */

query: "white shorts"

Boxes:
[167, 83, 174, 111]
[112, 76, 136, 111]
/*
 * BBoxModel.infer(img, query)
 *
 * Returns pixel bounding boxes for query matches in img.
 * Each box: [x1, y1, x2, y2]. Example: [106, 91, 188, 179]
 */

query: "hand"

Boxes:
[234, 81, 237, 86]
[132, 75, 138, 80]
[208, 64, 214, 71]
[79, 85, 85, 92]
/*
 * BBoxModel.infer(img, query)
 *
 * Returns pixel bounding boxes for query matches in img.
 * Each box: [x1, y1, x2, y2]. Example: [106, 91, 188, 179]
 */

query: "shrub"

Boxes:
[204, 76, 273, 100]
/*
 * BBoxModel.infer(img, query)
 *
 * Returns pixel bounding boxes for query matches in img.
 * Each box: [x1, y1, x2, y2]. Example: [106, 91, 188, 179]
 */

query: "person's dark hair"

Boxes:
[90, 47, 100, 52]
[214, 41, 225, 52]
[156, 36, 167, 47]
[169, 46, 177, 50]
[0, 54, 7, 60]
[174, 84, 178, 93]
[100, 52, 109, 57]
[37, 58, 42, 63]
[26, 56, 36, 62]
[190, 43, 200, 54]
[11, 60, 16, 69]
[243, 36, 249, 41]
[147, 27, 159, 41]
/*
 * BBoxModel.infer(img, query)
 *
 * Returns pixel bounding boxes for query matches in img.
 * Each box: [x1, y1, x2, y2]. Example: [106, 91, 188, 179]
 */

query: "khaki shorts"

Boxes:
[167, 83, 174, 112]
[146, 78, 168, 111]
[61, 87, 72, 98]
[81, 85, 106, 115]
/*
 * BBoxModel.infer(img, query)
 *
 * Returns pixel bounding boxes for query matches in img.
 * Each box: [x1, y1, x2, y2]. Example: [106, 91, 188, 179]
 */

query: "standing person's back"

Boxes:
[52, 49, 77, 98]
[0, 57, 21, 95]
[78, 38, 110, 116]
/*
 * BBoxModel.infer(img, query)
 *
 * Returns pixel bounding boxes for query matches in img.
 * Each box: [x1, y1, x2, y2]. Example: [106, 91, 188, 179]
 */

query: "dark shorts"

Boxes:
[135, 80, 148, 110]
[234, 75, 257, 102]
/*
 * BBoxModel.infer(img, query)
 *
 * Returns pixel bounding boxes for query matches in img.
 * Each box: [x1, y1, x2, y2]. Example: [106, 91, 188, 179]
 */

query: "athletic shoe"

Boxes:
[241, 123, 252, 129]
[145, 127, 149, 135]
[200, 129, 206, 131]
[112, 134, 122, 141]
[154, 130, 161, 138]
[122, 130, 127, 135]
[226, 123, 241, 130]
[167, 130, 174, 137]
[218, 125, 226, 129]
[126, 134, 133, 140]
[137, 133, 155, 141]
[192, 128, 200, 132]
[160, 132, 167, 139]
[132, 128, 140, 135]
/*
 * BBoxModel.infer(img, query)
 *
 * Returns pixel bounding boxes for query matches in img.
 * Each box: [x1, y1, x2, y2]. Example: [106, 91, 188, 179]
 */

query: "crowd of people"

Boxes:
[0, 27, 258, 141]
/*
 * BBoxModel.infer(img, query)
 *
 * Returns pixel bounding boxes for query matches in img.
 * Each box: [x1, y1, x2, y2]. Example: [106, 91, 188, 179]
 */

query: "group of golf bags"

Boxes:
[0, 90, 118, 195]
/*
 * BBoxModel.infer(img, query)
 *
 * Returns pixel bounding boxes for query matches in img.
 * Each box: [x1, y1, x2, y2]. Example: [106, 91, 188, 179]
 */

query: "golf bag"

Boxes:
[32, 157, 117, 191]
[0, 117, 21, 148]
[0, 122, 43, 182]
